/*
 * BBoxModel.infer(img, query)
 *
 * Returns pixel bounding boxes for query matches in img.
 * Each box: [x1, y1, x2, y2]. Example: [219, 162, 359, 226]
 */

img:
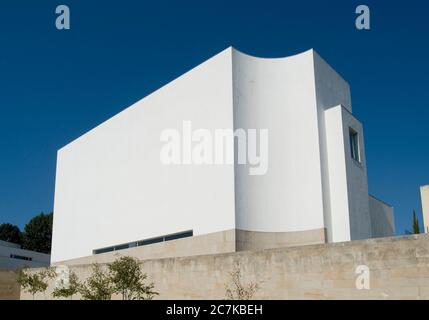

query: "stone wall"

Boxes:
[0, 270, 20, 300]
[235, 228, 326, 251]
[21, 234, 429, 300]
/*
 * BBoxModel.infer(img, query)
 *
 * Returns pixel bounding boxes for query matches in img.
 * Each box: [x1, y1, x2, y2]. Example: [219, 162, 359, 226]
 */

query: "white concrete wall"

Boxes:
[421, 185, 429, 233]
[341, 108, 372, 240]
[52, 48, 236, 262]
[324, 105, 372, 241]
[369, 195, 395, 238]
[231, 48, 370, 241]
[313, 52, 352, 243]
[0, 242, 50, 269]
[324, 106, 352, 242]
[232, 49, 325, 233]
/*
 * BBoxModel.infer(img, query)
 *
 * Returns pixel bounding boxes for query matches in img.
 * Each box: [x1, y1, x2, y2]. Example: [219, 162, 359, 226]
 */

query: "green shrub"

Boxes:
[108, 256, 158, 300]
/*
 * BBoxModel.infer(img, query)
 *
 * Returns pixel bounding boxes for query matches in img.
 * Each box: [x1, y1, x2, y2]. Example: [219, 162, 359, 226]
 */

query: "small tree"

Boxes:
[79, 264, 113, 300]
[0, 223, 22, 245]
[225, 261, 258, 300]
[52, 271, 80, 300]
[412, 209, 421, 234]
[17, 268, 51, 299]
[108, 256, 158, 300]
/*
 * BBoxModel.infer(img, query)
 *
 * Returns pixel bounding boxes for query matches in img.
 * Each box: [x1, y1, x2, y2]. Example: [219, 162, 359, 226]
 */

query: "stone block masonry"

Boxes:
[20, 234, 429, 300]
[0, 270, 20, 300]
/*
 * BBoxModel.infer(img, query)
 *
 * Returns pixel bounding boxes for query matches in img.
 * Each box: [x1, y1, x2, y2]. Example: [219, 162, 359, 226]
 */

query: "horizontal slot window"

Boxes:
[113, 244, 130, 251]
[137, 236, 164, 246]
[10, 254, 32, 261]
[165, 230, 193, 241]
[93, 230, 193, 255]
[93, 247, 114, 254]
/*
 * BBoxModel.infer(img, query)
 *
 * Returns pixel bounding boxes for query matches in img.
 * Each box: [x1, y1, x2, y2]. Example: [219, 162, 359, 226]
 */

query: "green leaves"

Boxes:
[18, 255, 158, 300]
[0, 223, 22, 244]
[79, 264, 113, 300]
[1, 212, 53, 253]
[412, 209, 421, 234]
[17, 267, 52, 299]
[52, 271, 80, 300]
[78, 257, 159, 300]
[22, 212, 53, 254]
[108, 256, 158, 300]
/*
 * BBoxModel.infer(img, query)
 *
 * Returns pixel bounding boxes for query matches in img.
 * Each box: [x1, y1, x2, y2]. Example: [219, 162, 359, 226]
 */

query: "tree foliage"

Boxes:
[22, 212, 53, 254]
[17, 267, 52, 299]
[79, 264, 113, 300]
[0, 223, 22, 244]
[17, 255, 159, 300]
[108, 255, 158, 300]
[52, 271, 80, 300]
[412, 209, 421, 234]
[225, 261, 258, 300]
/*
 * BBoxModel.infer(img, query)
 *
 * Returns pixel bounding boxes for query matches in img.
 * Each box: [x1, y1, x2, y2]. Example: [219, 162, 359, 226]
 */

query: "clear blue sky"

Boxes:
[0, 0, 428, 234]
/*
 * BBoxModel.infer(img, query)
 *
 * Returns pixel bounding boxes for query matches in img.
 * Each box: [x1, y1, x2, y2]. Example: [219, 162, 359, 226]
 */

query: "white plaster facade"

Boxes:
[51, 47, 395, 263]
[421, 185, 429, 233]
[0, 240, 50, 269]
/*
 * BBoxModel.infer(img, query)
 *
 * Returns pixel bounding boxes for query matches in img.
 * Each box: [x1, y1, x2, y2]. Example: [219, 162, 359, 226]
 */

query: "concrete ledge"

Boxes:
[54, 228, 328, 266]
[54, 229, 236, 266]
[236, 228, 326, 251]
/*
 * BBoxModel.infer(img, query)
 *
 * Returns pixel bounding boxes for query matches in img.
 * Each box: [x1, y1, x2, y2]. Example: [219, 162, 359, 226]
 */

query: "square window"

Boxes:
[349, 128, 360, 163]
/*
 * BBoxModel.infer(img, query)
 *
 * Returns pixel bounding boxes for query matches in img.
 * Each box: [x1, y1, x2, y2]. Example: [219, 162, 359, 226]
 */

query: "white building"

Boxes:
[51, 48, 395, 264]
[421, 185, 429, 233]
[0, 240, 50, 269]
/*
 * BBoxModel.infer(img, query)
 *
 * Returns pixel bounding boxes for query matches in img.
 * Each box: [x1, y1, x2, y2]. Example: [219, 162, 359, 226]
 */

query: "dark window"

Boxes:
[10, 254, 32, 261]
[137, 236, 163, 246]
[93, 247, 114, 254]
[113, 244, 130, 251]
[94, 248, 113, 254]
[93, 230, 193, 255]
[349, 128, 360, 163]
[165, 230, 193, 241]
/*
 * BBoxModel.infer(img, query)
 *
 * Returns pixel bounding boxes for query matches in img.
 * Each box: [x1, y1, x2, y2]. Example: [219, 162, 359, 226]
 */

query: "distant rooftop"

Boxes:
[0, 240, 21, 249]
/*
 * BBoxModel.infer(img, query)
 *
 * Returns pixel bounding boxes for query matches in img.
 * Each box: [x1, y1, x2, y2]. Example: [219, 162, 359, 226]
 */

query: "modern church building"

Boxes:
[51, 48, 395, 264]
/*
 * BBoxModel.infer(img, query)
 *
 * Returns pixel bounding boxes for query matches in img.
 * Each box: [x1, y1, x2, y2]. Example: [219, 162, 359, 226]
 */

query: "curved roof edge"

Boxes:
[230, 46, 315, 61]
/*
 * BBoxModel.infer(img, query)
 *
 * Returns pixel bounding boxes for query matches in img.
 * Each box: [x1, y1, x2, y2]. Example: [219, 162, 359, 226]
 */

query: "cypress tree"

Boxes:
[412, 209, 420, 234]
